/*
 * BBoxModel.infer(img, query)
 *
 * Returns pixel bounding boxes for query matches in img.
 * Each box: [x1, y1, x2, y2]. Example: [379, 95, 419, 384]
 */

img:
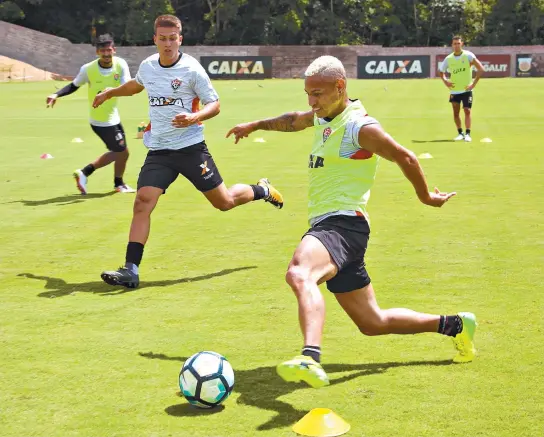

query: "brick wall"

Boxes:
[2, 20, 544, 79]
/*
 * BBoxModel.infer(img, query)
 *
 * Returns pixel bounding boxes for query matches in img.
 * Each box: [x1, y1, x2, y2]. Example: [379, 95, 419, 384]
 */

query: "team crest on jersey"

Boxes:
[114, 73, 120, 81]
[171, 78, 182, 90]
[322, 127, 332, 143]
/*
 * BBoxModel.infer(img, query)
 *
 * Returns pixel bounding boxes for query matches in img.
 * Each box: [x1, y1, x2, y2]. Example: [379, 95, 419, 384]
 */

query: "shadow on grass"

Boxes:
[9, 192, 115, 206]
[17, 266, 257, 298]
[140, 351, 453, 431]
[165, 403, 225, 417]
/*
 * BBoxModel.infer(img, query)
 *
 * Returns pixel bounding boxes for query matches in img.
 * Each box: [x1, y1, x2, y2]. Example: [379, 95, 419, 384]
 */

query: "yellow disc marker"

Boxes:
[292, 408, 350, 437]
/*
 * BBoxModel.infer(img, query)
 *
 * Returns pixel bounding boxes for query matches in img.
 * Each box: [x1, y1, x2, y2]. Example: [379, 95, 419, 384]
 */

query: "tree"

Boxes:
[0, 1, 25, 22]
[2, 0, 542, 46]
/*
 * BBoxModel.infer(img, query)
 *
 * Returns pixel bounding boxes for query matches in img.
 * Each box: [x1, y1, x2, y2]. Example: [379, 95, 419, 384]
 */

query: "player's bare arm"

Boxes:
[93, 79, 145, 108]
[226, 110, 314, 144]
[172, 100, 220, 128]
[358, 123, 456, 207]
[466, 58, 485, 91]
[46, 82, 80, 108]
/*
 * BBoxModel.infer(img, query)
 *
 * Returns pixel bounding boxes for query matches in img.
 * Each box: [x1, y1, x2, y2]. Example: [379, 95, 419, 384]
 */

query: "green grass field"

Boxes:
[1, 77, 542, 437]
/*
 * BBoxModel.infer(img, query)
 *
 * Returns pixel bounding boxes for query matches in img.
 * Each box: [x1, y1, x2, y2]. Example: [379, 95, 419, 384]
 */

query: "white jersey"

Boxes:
[135, 52, 219, 151]
[439, 50, 476, 73]
[73, 57, 131, 127]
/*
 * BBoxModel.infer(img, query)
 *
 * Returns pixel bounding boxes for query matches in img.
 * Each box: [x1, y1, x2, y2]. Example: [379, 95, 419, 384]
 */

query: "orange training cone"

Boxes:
[292, 408, 350, 437]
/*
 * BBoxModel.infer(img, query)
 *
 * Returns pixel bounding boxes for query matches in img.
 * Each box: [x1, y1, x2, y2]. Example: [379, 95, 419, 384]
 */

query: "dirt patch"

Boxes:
[0, 56, 73, 82]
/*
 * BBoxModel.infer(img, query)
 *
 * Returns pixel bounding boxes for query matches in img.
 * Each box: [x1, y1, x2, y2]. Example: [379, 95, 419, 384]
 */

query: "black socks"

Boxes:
[126, 242, 144, 266]
[82, 164, 95, 177]
[302, 345, 321, 363]
[438, 315, 463, 337]
[250, 184, 267, 200]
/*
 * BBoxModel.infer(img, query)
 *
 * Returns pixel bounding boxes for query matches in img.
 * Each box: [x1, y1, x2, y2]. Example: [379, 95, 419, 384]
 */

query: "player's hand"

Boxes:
[46, 94, 58, 108]
[420, 187, 456, 207]
[444, 80, 454, 89]
[465, 83, 475, 91]
[92, 88, 113, 108]
[171, 113, 199, 128]
[226, 122, 257, 144]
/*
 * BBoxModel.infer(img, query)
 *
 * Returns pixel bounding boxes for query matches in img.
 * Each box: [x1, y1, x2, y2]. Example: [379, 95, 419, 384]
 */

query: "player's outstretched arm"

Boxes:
[46, 82, 80, 108]
[93, 79, 144, 108]
[358, 124, 456, 207]
[226, 110, 314, 144]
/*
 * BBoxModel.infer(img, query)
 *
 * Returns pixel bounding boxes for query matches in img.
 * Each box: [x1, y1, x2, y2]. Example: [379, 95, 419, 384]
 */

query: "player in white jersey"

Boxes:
[91, 15, 284, 289]
[45, 34, 135, 194]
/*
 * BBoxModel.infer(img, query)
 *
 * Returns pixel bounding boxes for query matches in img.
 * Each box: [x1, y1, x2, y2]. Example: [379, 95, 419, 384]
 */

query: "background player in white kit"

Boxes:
[92, 15, 283, 288]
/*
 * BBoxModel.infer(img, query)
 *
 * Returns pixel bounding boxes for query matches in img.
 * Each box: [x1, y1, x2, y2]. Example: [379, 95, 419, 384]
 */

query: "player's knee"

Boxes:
[463, 108, 471, 115]
[109, 143, 127, 153]
[116, 148, 129, 159]
[285, 265, 309, 292]
[134, 192, 156, 214]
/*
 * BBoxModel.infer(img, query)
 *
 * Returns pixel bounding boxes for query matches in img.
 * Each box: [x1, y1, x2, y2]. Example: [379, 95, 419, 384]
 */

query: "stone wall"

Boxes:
[2, 20, 544, 79]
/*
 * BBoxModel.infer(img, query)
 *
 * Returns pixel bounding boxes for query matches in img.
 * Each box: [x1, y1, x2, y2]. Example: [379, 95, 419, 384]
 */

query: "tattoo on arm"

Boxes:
[258, 113, 298, 132]
[257, 111, 313, 132]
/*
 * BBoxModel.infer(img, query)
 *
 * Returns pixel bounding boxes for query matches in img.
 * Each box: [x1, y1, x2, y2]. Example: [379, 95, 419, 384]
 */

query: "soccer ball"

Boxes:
[179, 351, 235, 408]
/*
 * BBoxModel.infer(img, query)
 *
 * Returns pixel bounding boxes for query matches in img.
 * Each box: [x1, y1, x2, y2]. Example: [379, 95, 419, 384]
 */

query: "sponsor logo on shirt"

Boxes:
[149, 96, 185, 107]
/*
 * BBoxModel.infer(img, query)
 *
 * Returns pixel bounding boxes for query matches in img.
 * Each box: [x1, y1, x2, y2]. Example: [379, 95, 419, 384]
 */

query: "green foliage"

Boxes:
[0, 1, 25, 21]
[4, 0, 544, 45]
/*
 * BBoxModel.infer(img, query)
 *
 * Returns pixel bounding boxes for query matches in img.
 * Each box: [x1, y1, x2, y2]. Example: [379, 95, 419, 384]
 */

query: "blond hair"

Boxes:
[304, 56, 346, 80]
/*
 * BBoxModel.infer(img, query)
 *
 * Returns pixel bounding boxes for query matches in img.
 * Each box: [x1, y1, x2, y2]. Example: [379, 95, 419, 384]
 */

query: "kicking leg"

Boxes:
[203, 179, 283, 211]
[335, 283, 439, 335]
[335, 284, 476, 362]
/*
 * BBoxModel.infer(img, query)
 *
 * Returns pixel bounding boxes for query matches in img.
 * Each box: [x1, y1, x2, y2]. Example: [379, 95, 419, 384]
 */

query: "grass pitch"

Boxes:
[0, 77, 542, 437]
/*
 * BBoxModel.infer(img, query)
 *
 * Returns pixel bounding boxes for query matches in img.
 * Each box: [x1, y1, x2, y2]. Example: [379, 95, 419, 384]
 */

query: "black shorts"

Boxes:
[449, 91, 473, 108]
[91, 123, 127, 152]
[304, 215, 371, 293]
[137, 141, 223, 193]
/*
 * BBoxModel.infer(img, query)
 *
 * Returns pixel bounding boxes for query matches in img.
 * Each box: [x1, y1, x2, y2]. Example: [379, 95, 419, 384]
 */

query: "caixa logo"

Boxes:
[358, 56, 430, 79]
[366, 60, 424, 75]
[208, 60, 265, 75]
[201, 56, 272, 80]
